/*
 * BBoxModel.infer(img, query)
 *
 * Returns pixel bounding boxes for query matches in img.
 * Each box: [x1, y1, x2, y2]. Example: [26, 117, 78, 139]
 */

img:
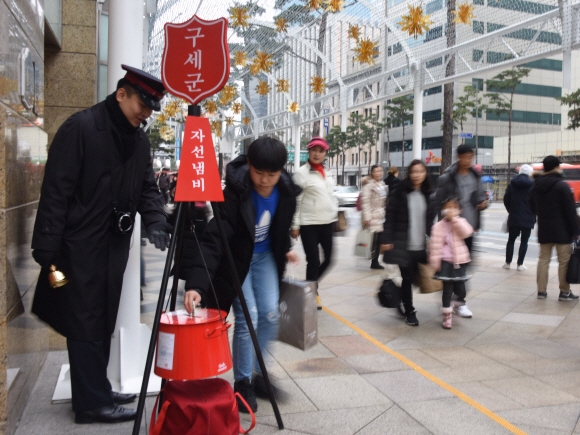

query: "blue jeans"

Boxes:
[232, 251, 280, 381]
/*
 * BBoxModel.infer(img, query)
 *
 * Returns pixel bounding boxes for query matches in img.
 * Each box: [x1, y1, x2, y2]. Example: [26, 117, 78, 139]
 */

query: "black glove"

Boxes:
[32, 250, 57, 268]
[147, 222, 173, 251]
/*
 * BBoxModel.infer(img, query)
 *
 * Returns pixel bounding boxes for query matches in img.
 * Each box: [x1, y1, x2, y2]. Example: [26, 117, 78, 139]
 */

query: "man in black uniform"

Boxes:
[31, 65, 172, 424]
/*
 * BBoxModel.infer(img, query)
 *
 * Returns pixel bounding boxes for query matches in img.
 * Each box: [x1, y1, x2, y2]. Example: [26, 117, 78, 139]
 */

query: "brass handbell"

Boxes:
[48, 265, 68, 288]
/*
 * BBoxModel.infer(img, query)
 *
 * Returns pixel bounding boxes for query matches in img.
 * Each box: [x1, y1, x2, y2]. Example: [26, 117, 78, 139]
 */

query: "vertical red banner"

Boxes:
[174, 116, 224, 202]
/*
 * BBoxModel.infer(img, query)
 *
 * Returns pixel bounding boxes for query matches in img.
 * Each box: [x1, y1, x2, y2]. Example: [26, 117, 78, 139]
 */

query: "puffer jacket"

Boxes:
[504, 174, 535, 229]
[291, 162, 338, 229]
[361, 180, 387, 232]
[429, 217, 473, 271]
[532, 168, 579, 244]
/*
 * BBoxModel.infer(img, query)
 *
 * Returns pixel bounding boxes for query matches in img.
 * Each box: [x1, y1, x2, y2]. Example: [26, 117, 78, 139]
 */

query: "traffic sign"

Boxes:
[161, 15, 230, 106]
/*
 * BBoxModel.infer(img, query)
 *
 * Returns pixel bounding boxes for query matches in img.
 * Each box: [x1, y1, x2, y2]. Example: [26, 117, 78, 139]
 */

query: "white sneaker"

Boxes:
[517, 264, 527, 271]
[454, 305, 473, 318]
[502, 263, 511, 270]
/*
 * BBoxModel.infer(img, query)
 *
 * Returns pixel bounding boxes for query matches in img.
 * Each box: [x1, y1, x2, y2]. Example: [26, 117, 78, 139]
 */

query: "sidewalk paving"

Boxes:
[14, 225, 580, 435]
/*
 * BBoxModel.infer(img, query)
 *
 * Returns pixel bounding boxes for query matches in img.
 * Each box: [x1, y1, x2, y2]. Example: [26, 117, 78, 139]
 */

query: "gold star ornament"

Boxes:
[160, 125, 175, 142]
[256, 80, 270, 96]
[251, 51, 274, 74]
[204, 100, 218, 115]
[156, 113, 168, 124]
[233, 51, 248, 67]
[243, 116, 251, 126]
[225, 117, 234, 126]
[348, 24, 361, 41]
[275, 17, 289, 33]
[453, 2, 476, 25]
[324, 0, 345, 13]
[287, 101, 300, 113]
[310, 76, 327, 94]
[232, 102, 243, 114]
[398, 4, 433, 39]
[219, 85, 237, 106]
[353, 38, 379, 65]
[210, 120, 222, 137]
[276, 79, 290, 93]
[229, 6, 250, 28]
[306, 0, 323, 11]
[163, 100, 179, 118]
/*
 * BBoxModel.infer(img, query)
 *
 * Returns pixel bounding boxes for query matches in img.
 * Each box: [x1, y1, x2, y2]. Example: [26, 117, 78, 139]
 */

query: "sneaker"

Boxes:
[537, 292, 548, 299]
[370, 262, 385, 270]
[405, 311, 419, 326]
[517, 264, 527, 271]
[252, 373, 288, 402]
[559, 291, 580, 301]
[234, 378, 257, 413]
[502, 263, 511, 270]
[316, 295, 322, 310]
[454, 304, 473, 318]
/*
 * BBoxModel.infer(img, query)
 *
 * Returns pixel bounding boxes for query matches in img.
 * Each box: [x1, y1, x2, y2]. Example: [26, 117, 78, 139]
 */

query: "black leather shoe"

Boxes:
[111, 391, 137, 405]
[75, 404, 137, 424]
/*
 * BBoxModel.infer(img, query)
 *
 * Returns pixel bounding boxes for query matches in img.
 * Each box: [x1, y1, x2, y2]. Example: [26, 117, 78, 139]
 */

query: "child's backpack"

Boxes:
[150, 378, 255, 435]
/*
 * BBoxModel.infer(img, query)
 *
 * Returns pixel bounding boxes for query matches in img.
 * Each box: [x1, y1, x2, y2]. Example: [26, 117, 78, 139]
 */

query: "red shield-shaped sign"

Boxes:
[162, 16, 230, 105]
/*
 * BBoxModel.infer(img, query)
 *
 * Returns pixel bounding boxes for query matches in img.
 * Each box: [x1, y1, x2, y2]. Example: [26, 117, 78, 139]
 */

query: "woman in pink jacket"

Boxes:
[430, 198, 474, 329]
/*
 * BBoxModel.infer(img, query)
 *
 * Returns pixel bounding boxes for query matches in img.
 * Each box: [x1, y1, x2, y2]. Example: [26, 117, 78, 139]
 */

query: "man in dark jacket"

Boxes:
[31, 65, 171, 424]
[434, 145, 488, 253]
[503, 164, 535, 270]
[182, 137, 301, 414]
[532, 155, 579, 301]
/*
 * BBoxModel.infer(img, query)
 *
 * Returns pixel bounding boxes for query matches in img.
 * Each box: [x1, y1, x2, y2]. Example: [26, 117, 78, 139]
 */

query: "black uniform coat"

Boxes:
[31, 100, 165, 341]
[531, 169, 579, 244]
[183, 155, 301, 313]
[504, 174, 535, 229]
[381, 181, 437, 267]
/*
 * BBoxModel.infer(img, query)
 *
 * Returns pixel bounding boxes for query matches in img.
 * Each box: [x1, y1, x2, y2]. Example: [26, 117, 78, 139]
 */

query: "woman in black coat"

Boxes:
[381, 160, 437, 326]
[503, 164, 535, 270]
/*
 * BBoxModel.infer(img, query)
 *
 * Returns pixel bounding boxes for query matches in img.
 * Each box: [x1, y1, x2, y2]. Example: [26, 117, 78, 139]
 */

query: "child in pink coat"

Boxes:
[430, 198, 474, 329]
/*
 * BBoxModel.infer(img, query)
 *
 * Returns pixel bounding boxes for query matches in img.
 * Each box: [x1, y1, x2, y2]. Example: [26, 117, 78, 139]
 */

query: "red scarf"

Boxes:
[309, 161, 325, 178]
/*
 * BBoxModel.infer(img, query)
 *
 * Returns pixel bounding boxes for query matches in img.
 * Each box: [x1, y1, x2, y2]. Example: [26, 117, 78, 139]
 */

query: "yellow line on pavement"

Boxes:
[322, 306, 528, 435]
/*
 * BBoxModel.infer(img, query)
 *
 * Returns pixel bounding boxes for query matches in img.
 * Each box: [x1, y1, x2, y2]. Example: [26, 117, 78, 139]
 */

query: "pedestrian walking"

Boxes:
[361, 165, 387, 270]
[503, 164, 535, 271]
[158, 167, 171, 204]
[434, 145, 488, 253]
[291, 137, 338, 308]
[430, 198, 474, 329]
[381, 159, 437, 326]
[384, 166, 400, 197]
[31, 65, 171, 424]
[532, 155, 580, 301]
[183, 137, 300, 412]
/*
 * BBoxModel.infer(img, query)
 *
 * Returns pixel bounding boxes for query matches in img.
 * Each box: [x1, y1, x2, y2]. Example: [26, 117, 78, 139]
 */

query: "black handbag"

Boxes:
[566, 242, 580, 284]
[377, 279, 401, 308]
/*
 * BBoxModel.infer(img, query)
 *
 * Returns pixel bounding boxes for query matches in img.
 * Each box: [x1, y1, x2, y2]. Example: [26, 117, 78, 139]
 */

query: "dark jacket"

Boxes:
[383, 174, 401, 197]
[183, 155, 301, 312]
[381, 181, 437, 267]
[504, 174, 535, 229]
[531, 169, 579, 244]
[31, 100, 165, 341]
[434, 163, 486, 230]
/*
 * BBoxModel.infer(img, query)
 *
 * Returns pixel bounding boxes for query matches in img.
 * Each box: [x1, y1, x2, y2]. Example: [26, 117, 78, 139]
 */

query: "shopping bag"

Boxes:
[354, 229, 374, 260]
[376, 279, 401, 308]
[414, 263, 443, 293]
[332, 211, 348, 233]
[501, 218, 509, 233]
[278, 278, 318, 350]
[566, 243, 580, 284]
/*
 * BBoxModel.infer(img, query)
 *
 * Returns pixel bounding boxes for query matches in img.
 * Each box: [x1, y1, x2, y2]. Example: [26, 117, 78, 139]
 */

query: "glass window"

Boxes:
[45, 0, 63, 46]
[465, 136, 494, 149]
[473, 0, 485, 4]
[426, 0, 443, 13]
[98, 64, 108, 102]
[473, 21, 485, 34]
[487, 0, 556, 14]
[424, 86, 442, 96]
[472, 78, 484, 91]
[426, 57, 443, 68]
[522, 58, 563, 71]
[562, 169, 580, 180]
[424, 26, 443, 42]
[423, 109, 442, 123]
[486, 110, 561, 125]
[99, 14, 108, 62]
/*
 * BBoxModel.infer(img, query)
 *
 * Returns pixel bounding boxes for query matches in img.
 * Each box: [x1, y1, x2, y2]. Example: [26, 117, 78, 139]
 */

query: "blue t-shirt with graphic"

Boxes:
[251, 186, 279, 253]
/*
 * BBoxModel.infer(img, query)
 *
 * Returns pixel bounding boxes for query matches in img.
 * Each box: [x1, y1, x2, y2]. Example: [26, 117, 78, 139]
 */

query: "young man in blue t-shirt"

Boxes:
[183, 137, 301, 412]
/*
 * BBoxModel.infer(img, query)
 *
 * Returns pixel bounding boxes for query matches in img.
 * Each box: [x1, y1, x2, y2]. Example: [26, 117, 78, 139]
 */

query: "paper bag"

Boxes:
[278, 279, 318, 350]
[414, 263, 443, 293]
[354, 229, 374, 260]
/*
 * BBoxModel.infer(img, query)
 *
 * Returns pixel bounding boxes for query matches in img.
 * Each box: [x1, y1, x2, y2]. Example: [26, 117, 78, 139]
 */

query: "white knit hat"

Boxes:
[519, 164, 533, 176]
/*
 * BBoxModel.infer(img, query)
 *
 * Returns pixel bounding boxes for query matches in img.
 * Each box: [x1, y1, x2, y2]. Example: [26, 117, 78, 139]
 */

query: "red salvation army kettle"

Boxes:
[154, 309, 232, 380]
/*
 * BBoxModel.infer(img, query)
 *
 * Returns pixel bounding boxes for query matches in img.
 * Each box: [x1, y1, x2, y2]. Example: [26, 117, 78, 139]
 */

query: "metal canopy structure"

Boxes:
[146, 0, 580, 162]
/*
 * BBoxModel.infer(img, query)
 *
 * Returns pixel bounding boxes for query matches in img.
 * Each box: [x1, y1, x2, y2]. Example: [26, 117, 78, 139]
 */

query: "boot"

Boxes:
[442, 306, 453, 329]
